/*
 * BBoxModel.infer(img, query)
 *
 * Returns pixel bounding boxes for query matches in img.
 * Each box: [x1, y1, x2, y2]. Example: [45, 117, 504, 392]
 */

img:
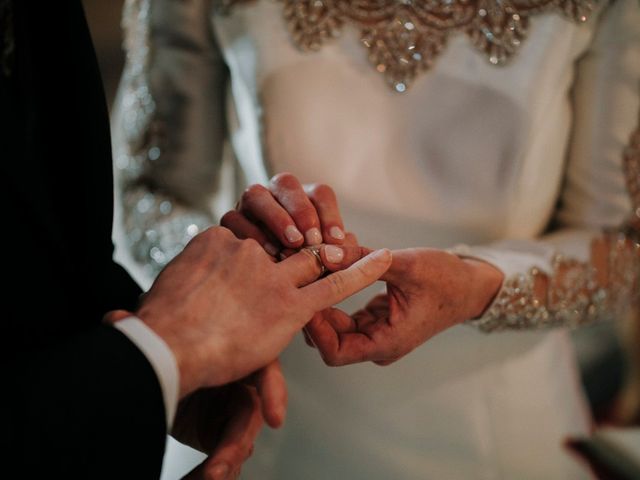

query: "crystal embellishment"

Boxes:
[215, 0, 597, 91]
[470, 117, 640, 333]
[116, 0, 212, 276]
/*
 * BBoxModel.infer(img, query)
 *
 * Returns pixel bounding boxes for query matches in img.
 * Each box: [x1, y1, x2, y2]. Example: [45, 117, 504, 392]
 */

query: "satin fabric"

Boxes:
[112, 0, 640, 477]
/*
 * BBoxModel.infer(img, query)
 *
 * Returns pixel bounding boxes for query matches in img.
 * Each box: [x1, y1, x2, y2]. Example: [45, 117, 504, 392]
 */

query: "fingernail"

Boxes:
[369, 248, 391, 262]
[264, 242, 279, 257]
[305, 227, 322, 245]
[324, 245, 344, 264]
[284, 225, 303, 243]
[210, 463, 229, 480]
[329, 226, 345, 240]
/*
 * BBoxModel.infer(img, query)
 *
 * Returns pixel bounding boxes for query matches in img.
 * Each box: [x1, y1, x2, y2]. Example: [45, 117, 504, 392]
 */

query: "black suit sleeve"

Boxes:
[4, 326, 167, 479]
[0, 1, 170, 477]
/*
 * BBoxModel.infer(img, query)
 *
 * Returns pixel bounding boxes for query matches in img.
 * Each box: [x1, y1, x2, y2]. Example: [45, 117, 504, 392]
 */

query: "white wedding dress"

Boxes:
[111, 0, 640, 478]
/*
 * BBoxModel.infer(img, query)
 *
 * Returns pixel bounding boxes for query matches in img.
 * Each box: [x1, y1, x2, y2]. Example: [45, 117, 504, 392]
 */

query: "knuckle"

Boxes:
[220, 210, 240, 227]
[289, 203, 317, 222]
[327, 272, 347, 295]
[307, 183, 335, 201]
[271, 172, 299, 190]
[225, 445, 245, 463]
[279, 284, 300, 309]
[243, 184, 269, 202]
[198, 226, 220, 243]
[239, 237, 262, 254]
[245, 444, 255, 460]
[240, 442, 254, 460]
[214, 226, 235, 241]
[322, 353, 340, 367]
[354, 262, 371, 278]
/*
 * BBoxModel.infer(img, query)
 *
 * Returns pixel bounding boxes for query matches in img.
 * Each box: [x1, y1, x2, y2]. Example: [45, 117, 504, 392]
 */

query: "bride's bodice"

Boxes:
[212, 0, 597, 250]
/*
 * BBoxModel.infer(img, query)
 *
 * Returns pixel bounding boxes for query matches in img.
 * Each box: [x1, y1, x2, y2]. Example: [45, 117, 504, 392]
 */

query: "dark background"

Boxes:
[83, 0, 125, 110]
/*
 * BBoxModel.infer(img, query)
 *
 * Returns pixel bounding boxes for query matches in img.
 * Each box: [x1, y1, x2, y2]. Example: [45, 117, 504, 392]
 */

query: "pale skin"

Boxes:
[105, 225, 391, 480]
[225, 172, 505, 366]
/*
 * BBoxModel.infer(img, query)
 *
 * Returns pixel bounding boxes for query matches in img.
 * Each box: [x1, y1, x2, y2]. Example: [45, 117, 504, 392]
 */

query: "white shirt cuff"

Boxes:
[114, 317, 179, 429]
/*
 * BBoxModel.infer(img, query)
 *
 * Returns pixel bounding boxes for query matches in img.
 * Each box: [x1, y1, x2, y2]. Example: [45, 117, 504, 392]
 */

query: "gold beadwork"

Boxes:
[470, 119, 640, 333]
[623, 112, 640, 229]
[214, 0, 597, 92]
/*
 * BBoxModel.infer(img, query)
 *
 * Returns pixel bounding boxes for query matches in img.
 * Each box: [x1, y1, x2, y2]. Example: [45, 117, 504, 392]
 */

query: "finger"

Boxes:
[239, 184, 305, 248]
[320, 245, 373, 272]
[279, 245, 375, 286]
[304, 183, 345, 244]
[310, 308, 358, 334]
[220, 210, 280, 257]
[253, 360, 287, 428]
[305, 310, 383, 366]
[270, 173, 323, 245]
[301, 249, 392, 312]
[343, 232, 359, 247]
[363, 294, 390, 319]
[197, 386, 263, 480]
[302, 328, 316, 348]
[374, 357, 401, 366]
[278, 248, 326, 287]
[379, 248, 428, 285]
[102, 310, 134, 324]
[277, 247, 297, 261]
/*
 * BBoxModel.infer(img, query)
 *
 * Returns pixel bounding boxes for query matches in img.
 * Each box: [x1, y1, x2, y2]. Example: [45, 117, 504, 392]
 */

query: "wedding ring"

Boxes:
[303, 245, 326, 276]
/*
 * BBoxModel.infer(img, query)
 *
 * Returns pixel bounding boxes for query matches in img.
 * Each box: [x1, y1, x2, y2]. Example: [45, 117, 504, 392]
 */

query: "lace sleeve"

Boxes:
[111, 0, 227, 279]
[466, 0, 640, 332]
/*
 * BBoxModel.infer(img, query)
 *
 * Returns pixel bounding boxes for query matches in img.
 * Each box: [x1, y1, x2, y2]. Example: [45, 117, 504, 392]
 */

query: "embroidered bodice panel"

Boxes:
[214, 0, 598, 91]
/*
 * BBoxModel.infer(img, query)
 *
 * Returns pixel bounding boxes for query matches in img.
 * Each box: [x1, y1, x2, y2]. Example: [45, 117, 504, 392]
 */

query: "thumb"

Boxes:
[379, 248, 419, 284]
[182, 386, 262, 480]
[301, 249, 392, 312]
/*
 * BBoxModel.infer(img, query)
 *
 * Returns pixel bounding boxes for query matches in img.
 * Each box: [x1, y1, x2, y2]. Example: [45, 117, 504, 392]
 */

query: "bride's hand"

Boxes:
[305, 248, 504, 366]
[221, 173, 349, 259]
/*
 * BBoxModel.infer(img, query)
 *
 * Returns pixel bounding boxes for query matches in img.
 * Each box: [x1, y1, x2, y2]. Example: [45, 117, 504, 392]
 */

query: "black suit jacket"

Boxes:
[1, 1, 166, 477]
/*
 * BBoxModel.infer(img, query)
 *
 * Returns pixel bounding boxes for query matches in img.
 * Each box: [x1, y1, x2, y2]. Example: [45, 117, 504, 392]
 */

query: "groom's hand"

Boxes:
[305, 248, 503, 366]
[133, 226, 392, 397]
[222, 173, 354, 261]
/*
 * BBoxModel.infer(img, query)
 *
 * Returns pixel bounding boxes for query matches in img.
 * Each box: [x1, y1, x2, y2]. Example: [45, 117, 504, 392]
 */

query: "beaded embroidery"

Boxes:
[215, 0, 597, 92]
[470, 119, 640, 332]
[115, 0, 211, 276]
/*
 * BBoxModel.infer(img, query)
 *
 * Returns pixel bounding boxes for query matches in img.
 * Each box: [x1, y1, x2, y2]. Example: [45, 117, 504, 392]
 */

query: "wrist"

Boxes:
[134, 309, 206, 399]
[463, 258, 504, 319]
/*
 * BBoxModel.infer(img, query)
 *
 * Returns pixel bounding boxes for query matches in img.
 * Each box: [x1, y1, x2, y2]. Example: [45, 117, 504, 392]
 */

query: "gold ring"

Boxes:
[303, 245, 326, 276]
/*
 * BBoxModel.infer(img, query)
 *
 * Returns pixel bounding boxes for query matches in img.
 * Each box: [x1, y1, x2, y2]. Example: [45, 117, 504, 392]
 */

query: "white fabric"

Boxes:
[209, 2, 637, 478]
[114, 317, 179, 428]
[112, 0, 640, 478]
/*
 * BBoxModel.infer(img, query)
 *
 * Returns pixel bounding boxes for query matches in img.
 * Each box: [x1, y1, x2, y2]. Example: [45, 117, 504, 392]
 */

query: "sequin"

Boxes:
[469, 119, 640, 332]
[116, 0, 212, 275]
[214, 0, 597, 91]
